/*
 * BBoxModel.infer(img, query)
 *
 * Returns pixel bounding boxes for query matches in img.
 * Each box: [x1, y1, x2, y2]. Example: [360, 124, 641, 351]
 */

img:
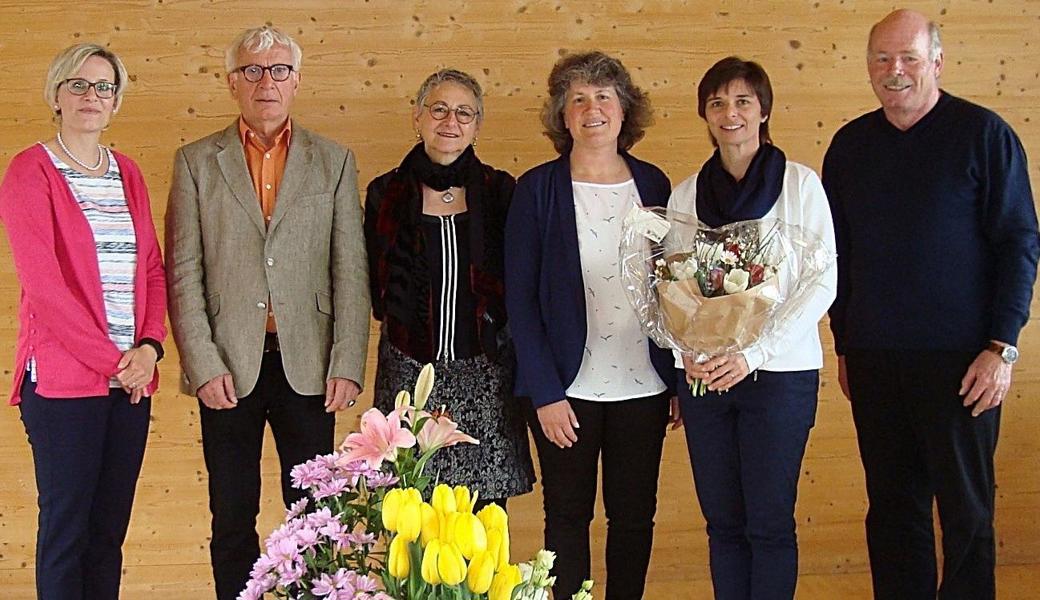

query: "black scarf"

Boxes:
[400, 142, 480, 191]
[695, 144, 787, 228]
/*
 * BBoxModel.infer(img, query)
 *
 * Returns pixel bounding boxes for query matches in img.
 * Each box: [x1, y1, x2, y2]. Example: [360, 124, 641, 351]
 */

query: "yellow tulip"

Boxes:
[414, 363, 435, 410]
[439, 511, 460, 544]
[438, 541, 468, 586]
[419, 502, 439, 546]
[382, 488, 404, 532]
[485, 528, 510, 571]
[404, 487, 423, 505]
[431, 483, 457, 514]
[476, 503, 508, 535]
[453, 512, 488, 559]
[421, 539, 442, 585]
[489, 564, 522, 600]
[396, 496, 422, 542]
[466, 550, 496, 594]
[388, 534, 410, 578]
[454, 485, 475, 513]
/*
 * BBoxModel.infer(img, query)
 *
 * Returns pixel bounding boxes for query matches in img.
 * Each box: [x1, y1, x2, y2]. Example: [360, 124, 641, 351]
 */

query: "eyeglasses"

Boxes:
[423, 102, 479, 124]
[63, 78, 117, 99]
[234, 64, 294, 83]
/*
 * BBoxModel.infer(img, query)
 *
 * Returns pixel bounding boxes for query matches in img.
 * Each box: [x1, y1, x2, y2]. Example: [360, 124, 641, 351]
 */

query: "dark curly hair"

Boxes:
[697, 56, 774, 147]
[540, 51, 653, 155]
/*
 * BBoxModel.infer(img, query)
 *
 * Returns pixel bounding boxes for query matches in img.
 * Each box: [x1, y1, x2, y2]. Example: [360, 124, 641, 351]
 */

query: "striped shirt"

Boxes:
[32, 144, 137, 385]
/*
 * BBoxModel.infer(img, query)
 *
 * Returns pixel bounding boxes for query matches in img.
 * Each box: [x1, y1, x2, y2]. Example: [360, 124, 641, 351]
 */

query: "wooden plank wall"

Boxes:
[0, 1, 1037, 598]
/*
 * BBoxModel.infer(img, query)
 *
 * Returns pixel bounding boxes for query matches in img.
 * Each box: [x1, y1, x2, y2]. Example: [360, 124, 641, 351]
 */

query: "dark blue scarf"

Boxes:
[695, 144, 787, 227]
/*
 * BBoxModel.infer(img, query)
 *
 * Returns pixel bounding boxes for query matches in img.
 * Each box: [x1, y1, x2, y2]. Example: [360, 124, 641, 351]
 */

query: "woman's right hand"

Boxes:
[537, 399, 580, 449]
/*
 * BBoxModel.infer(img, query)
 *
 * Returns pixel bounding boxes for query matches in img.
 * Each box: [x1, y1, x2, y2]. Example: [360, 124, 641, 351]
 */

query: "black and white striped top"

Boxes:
[422, 213, 478, 361]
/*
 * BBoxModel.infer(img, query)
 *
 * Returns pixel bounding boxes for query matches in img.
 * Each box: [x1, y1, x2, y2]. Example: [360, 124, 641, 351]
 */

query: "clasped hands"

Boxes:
[115, 345, 157, 404]
[682, 353, 751, 392]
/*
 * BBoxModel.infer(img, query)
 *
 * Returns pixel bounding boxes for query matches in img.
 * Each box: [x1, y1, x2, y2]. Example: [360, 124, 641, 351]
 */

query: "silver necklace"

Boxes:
[56, 132, 104, 171]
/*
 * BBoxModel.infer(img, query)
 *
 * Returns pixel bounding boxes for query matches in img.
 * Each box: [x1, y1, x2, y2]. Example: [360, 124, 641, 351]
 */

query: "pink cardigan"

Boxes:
[0, 144, 167, 405]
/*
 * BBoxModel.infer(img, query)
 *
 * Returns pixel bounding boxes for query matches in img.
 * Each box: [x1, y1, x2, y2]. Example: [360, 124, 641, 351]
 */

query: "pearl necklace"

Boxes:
[57, 131, 104, 171]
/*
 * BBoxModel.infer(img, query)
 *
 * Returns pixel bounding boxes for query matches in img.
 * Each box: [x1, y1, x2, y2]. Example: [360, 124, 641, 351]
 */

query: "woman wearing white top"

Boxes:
[505, 51, 679, 600]
[669, 57, 837, 599]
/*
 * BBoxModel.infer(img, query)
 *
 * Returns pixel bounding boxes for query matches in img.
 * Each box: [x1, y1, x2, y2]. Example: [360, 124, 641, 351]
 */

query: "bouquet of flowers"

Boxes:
[620, 206, 834, 394]
[240, 365, 593, 600]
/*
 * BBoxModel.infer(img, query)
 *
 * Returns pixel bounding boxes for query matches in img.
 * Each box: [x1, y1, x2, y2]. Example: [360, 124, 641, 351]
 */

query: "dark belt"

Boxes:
[263, 332, 280, 353]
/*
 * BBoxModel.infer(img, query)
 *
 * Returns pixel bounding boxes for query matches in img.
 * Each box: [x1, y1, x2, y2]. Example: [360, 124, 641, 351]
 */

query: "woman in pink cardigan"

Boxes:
[0, 43, 166, 600]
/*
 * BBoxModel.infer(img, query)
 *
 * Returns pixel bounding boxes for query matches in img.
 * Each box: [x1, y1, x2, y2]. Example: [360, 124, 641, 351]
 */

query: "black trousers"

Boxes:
[200, 351, 335, 600]
[19, 379, 150, 600]
[524, 394, 669, 600]
[846, 350, 1000, 600]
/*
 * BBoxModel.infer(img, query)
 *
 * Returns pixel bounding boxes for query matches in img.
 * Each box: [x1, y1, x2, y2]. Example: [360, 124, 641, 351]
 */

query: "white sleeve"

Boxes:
[740, 167, 838, 371]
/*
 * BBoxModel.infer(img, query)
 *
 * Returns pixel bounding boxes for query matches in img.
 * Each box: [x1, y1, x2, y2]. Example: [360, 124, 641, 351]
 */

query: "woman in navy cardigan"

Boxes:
[504, 51, 678, 600]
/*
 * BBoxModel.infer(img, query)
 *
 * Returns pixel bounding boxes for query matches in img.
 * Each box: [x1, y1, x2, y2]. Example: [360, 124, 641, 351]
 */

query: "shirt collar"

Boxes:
[238, 117, 292, 149]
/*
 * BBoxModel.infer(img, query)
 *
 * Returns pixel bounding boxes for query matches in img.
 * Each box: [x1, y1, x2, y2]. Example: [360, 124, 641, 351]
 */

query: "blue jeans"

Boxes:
[678, 369, 818, 600]
[19, 379, 151, 600]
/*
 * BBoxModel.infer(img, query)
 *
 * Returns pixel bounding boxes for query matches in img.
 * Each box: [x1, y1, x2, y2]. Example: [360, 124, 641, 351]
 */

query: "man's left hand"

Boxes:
[326, 378, 361, 412]
[959, 349, 1012, 417]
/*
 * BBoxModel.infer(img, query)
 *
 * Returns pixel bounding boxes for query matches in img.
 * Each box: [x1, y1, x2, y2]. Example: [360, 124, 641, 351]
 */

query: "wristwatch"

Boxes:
[986, 341, 1019, 365]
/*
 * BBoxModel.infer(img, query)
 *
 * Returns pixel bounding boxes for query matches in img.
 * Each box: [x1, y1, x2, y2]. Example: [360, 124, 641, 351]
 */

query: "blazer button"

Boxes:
[266, 257, 275, 266]
[257, 301, 267, 309]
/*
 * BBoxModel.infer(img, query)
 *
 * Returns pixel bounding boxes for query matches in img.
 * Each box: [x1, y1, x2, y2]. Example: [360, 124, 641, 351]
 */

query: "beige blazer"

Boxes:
[165, 121, 370, 397]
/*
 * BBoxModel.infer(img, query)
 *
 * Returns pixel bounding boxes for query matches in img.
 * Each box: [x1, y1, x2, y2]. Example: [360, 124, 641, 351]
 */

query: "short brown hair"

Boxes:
[540, 51, 653, 155]
[697, 56, 774, 146]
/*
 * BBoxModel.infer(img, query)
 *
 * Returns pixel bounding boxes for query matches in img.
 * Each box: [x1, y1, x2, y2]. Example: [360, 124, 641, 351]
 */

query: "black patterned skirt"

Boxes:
[373, 339, 535, 499]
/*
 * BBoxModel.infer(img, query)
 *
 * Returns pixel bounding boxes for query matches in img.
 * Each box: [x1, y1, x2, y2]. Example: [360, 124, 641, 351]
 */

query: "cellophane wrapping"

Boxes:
[620, 205, 835, 362]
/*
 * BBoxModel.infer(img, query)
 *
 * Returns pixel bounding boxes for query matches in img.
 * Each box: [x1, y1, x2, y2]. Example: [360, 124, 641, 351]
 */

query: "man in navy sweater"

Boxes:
[823, 9, 1039, 600]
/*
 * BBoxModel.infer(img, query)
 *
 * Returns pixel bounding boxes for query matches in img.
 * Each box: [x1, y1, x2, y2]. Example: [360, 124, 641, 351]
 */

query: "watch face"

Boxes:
[1002, 346, 1020, 364]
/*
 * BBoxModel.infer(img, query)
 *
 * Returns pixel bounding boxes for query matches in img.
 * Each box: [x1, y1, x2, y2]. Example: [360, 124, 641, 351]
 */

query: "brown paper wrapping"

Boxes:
[658, 276, 780, 351]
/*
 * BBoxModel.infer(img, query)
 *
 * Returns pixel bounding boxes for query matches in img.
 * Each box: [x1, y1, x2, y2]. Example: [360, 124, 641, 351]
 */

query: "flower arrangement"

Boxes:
[621, 208, 835, 397]
[653, 221, 781, 297]
[240, 365, 592, 600]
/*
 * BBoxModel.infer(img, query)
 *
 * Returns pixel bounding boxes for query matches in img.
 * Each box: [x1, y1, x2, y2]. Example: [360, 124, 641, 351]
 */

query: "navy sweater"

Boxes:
[823, 92, 1039, 355]
[504, 153, 676, 408]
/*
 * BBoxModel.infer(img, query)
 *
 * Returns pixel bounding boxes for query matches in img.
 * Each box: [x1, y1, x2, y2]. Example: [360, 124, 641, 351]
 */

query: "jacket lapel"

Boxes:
[552, 157, 585, 306]
[268, 126, 313, 235]
[215, 123, 267, 235]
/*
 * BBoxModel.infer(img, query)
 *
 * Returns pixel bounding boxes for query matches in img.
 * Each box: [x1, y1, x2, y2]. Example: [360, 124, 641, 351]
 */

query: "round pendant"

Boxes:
[441, 191, 455, 203]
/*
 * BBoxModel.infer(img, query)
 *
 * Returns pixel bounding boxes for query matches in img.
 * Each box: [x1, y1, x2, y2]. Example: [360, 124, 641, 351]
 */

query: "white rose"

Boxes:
[723, 268, 750, 294]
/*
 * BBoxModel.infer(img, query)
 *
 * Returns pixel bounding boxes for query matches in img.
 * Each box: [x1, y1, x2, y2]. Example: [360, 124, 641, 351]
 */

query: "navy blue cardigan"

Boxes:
[504, 153, 677, 408]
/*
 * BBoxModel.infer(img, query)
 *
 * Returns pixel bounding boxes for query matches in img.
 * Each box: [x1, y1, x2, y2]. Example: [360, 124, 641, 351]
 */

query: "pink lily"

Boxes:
[338, 408, 416, 468]
[416, 413, 479, 453]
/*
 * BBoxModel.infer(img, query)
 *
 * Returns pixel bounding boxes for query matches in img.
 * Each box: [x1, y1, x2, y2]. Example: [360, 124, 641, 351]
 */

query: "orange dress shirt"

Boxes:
[239, 117, 291, 333]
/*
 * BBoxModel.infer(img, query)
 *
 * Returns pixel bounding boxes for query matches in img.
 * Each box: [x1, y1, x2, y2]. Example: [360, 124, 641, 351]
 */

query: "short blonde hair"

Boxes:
[225, 26, 302, 74]
[44, 43, 129, 117]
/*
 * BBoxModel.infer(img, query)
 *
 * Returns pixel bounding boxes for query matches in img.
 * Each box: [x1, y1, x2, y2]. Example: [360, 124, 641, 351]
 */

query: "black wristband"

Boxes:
[137, 338, 165, 362]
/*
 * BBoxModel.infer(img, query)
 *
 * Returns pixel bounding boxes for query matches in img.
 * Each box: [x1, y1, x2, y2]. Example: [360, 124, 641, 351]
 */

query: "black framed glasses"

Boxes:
[423, 102, 479, 124]
[63, 78, 117, 99]
[234, 63, 294, 83]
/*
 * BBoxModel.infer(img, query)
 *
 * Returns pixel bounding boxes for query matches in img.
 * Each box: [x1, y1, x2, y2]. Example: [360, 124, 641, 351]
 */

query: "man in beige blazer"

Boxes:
[164, 25, 369, 600]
